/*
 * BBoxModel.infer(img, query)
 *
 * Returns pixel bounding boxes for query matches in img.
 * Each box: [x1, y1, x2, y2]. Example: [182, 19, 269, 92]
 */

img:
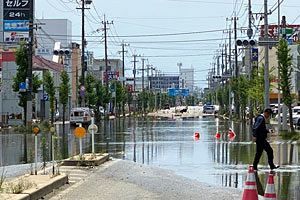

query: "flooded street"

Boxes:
[1, 116, 300, 199]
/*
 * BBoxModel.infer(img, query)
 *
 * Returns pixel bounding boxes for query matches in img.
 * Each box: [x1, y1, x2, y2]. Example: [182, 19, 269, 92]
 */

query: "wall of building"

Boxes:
[1, 60, 23, 123]
[179, 67, 194, 92]
[0, 0, 3, 43]
[71, 44, 81, 108]
[149, 75, 179, 91]
[35, 19, 72, 61]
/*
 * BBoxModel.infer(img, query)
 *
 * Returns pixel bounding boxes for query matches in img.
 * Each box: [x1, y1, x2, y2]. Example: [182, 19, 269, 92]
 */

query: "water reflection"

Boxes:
[1, 117, 300, 198]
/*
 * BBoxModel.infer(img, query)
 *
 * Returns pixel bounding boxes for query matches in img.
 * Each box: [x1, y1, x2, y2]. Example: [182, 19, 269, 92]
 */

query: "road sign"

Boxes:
[80, 85, 85, 91]
[168, 88, 179, 96]
[74, 127, 86, 138]
[181, 89, 189, 97]
[43, 93, 49, 101]
[19, 82, 26, 92]
[88, 124, 98, 133]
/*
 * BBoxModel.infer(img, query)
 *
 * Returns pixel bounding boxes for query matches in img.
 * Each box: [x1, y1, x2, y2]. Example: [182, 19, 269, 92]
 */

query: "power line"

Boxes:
[119, 37, 248, 44]
[141, 53, 214, 57]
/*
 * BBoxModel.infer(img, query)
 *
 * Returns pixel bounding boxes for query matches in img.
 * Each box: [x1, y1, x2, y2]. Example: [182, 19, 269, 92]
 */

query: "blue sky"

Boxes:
[35, 0, 300, 88]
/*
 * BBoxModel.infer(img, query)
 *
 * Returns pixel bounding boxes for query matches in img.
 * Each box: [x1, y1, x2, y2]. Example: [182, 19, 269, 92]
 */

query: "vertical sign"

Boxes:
[251, 48, 258, 68]
[3, 0, 31, 43]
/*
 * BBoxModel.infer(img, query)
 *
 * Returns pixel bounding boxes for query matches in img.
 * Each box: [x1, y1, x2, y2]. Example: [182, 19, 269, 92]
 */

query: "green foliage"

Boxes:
[59, 70, 70, 107]
[95, 80, 110, 109]
[85, 74, 97, 107]
[43, 70, 55, 123]
[248, 67, 264, 111]
[147, 91, 155, 111]
[277, 38, 294, 131]
[59, 70, 70, 159]
[13, 43, 42, 110]
[277, 39, 293, 106]
[280, 131, 300, 141]
[40, 134, 48, 174]
[186, 95, 196, 106]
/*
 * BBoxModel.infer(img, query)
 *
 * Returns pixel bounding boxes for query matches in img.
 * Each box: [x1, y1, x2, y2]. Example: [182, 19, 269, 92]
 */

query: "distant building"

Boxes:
[149, 75, 180, 92]
[179, 65, 194, 92]
[91, 58, 123, 83]
[35, 19, 72, 61]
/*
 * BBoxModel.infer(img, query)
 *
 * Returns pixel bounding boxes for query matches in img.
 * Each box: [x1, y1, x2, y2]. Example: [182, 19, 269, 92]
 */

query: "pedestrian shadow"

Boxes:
[254, 171, 264, 196]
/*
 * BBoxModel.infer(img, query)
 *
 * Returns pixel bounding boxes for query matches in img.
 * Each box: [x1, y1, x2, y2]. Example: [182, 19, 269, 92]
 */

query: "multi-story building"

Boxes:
[149, 75, 180, 92]
[0, 51, 63, 125]
[35, 19, 72, 61]
[258, 44, 300, 103]
[90, 58, 123, 83]
[179, 65, 194, 92]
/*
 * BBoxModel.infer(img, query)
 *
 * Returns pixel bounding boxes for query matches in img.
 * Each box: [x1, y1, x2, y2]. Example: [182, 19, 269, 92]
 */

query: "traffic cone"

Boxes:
[264, 173, 276, 200]
[215, 132, 221, 139]
[242, 166, 258, 200]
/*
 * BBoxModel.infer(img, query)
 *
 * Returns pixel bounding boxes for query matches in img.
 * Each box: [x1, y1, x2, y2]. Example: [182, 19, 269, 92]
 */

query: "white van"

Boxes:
[70, 107, 93, 125]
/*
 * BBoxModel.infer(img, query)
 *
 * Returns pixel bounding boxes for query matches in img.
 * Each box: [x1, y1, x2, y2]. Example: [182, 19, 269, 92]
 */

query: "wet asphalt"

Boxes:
[47, 159, 243, 200]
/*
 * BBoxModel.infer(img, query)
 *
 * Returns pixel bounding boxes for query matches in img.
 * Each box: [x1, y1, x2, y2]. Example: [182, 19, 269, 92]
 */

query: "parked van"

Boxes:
[203, 105, 215, 114]
[70, 107, 93, 125]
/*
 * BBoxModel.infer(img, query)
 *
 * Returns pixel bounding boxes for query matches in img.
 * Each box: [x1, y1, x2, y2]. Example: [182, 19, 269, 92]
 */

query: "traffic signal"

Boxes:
[53, 49, 72, 56]
[236, 39, 256, 46]
[212, 75, 222, 79]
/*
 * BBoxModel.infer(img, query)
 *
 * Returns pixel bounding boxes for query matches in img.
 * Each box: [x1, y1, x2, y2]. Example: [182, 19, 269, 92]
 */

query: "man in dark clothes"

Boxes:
[252, 108, 279, 171]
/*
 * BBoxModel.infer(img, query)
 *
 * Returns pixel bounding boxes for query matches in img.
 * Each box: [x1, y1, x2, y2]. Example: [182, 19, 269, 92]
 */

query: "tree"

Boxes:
[59, 70, 70, 158]
[115, 81, 126, 116]
[13, 42, 42, 124]
[277, 38, 294, 131]
[85, 74, 97, 108]
[248, 67, 265, 114]
[95, 80, 110, 120]
[43, 70, 55, 124]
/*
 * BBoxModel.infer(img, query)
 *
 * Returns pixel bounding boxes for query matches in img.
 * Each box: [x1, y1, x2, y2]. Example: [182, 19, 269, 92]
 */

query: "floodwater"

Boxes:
[1, 116, 300, 199]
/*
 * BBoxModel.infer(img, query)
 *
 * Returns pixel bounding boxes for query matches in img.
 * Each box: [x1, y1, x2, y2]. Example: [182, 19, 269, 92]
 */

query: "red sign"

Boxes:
[103, 71, 119, 81]
[127, 84, 133, 92]
[0, 51, 16, 68]
[260, 24, 300, 39]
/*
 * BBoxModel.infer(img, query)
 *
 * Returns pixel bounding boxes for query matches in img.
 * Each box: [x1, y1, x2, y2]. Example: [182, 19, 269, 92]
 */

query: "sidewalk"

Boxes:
[45, 159, 243, 200]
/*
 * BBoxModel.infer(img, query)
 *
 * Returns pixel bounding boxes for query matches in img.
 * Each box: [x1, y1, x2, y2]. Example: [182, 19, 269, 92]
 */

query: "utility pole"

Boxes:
[119, 42, 129, 86]
[77, 0, 91, 106]
[102, 16, 113, 87]
[221, 48, 224, 76]
[264, 0, 270, 108]
[141, 58, 146, 114]
[234, 16, 238, 78]
[233, 15, 240, 117]
[225, 19, 233, 118]
[141, 58, 146, 93]
[102, 16, 113, 114]
[277, 0, 282, 129]
[248, 0, 254, 125]
[132, 55, 139, 114]
[224, 43, 228, 74]
[26, 0, 34, 127]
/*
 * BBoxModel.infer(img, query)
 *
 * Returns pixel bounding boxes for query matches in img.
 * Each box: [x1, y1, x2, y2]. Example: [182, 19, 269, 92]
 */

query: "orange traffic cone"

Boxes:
[264, 173, 276, 200]
[242, 166, 258, 200]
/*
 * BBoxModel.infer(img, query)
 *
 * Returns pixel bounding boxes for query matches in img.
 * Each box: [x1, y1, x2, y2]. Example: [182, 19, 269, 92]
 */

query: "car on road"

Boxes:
[203, 105, 215, 114]
[70, 107, 93, 125]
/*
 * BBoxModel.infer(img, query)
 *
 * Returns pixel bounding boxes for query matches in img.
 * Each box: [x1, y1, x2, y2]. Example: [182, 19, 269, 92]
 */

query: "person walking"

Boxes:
[252, 108, 279, 171]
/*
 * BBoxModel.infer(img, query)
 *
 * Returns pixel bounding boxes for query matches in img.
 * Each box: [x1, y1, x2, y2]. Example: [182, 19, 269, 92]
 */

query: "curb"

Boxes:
[22, 174, 68, 200]
[1, 174, 68, 200]
[62, 153, 109, 166]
